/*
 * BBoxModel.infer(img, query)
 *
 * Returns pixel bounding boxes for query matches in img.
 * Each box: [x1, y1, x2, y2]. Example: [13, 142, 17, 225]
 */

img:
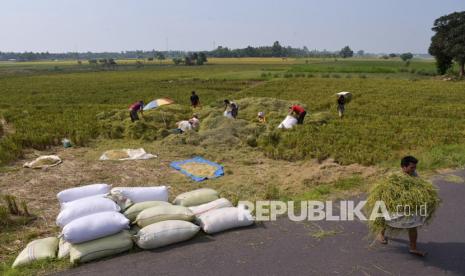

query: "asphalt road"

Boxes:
[58, 173, 465, 276]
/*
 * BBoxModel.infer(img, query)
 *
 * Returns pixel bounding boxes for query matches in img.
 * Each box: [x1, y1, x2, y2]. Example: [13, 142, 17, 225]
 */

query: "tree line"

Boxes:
[0, 43, 380, 62]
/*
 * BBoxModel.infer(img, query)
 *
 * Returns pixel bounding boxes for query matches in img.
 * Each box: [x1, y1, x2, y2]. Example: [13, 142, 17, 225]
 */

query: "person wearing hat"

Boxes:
[257, 112, 266, 123]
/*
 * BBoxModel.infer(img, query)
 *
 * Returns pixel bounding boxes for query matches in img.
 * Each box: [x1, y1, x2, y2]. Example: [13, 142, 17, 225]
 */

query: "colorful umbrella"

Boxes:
[143, 98, 174, 111]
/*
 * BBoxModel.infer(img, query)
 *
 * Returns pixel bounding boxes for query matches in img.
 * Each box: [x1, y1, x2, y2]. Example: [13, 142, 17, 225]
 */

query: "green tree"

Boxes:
[272, 41, 283, 57]
[339, 46, 354, 58]
[156, 53, 165, 64]
[198, 52, 207, 63]
[400, 53, 414, 66]
[429, 11, 465, 76]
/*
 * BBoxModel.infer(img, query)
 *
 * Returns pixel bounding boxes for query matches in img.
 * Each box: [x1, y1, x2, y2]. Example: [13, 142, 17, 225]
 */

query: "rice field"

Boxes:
[1, 58, 465, 170]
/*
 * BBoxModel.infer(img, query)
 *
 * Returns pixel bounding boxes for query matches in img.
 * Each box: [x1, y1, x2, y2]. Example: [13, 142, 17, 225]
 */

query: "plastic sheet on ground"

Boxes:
[99, 148, 156, 161]
[170, 157, 224, 182]
[24, 155, 62, 169]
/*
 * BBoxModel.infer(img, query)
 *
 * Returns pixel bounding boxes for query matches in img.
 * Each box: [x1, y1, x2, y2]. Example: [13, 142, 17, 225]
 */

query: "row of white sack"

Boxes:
[57, 184, 218, 209]
[56, 184, 220, 230]
[59, 196, 235, 245]
[14, 206, 254, 267]
[56, 183, 169, 205]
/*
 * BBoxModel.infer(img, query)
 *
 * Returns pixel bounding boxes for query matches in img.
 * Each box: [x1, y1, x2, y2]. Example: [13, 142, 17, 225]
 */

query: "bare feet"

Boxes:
[409, 249, 427, 257]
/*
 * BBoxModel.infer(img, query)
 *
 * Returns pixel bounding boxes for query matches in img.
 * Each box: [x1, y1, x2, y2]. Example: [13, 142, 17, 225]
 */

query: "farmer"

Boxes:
[337, 94, 345, 118]
[129, 100, 144, 122]
[190, 91, 200, 108]
[377, 155, 426, 257]
[289, 104, 306, 124]
[224, 99, 238, 119]
[174, 114, 200, 134]
[257, 112, 266, 123]
[189, 114, 200, 129]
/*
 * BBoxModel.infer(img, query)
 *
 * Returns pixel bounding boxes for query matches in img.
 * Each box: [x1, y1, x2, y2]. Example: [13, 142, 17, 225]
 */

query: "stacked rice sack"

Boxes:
[128, 188, 198, 249]
[175, 188, 254, 235]
[12, 185, 254, 268]
[56, 184, 132, 264]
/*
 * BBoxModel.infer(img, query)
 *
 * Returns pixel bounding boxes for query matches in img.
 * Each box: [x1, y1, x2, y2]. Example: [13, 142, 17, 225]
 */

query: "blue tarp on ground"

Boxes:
[170, 156, 224, 182]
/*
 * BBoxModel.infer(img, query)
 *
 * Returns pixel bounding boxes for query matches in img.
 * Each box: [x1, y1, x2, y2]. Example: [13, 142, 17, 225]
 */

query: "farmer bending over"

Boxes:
[129, 100, 144, 122]
[337, 95, 345, 118]
[190, 91, 200, 108]
[377, 155, 426, 257]
[189, 114, 200, 129]
[289, 104, 306, 124]
[224, 99, 239, 119]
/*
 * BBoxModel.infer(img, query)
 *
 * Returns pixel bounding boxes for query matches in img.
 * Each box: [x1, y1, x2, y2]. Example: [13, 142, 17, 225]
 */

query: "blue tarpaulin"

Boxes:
[170, 156, 224, 182]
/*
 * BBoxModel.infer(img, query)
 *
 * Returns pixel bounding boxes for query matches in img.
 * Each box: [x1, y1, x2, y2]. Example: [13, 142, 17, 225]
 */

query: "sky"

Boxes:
[1, 0, 464, 53]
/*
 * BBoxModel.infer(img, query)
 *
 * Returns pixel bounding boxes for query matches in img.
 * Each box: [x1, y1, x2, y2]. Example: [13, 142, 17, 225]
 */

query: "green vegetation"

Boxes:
[429, 11, 465, 75]
[1, 58, 465, 170]
[1, 57, 465, 274]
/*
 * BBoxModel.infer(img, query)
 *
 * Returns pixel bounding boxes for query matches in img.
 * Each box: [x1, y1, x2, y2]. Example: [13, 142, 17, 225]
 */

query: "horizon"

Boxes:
[1, 0, 465, 54]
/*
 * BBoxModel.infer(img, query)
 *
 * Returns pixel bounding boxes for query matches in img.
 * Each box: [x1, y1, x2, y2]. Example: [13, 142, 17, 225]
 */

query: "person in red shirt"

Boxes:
[289, 105, 306, 124]
[129, 100, 144, 122]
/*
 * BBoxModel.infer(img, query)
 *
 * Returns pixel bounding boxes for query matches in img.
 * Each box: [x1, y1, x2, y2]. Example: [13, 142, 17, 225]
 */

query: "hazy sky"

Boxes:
[1, 0, 464, 53]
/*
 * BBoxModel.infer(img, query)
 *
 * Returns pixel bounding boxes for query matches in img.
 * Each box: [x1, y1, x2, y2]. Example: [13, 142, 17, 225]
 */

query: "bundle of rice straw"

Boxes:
[365, 173, 440, 235]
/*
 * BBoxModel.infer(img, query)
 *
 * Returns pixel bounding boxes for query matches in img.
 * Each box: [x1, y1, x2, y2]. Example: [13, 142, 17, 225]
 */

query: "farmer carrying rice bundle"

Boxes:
[366, 156, 440, 257]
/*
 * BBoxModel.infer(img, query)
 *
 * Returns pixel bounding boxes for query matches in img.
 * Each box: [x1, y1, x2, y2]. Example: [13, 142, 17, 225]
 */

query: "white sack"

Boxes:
[336, 91, 353, 103]
[57, 238, 71, 259]
[62, 211, 129, 244]
[111, 186, 169, 203]
[57, 184, 111, 204]
[197, 207, 254, 234]
[136, 220, 200, 249]
[188, 198, 232, 216]
[56, 197, 120, 228]
[278, 115, 298, 129]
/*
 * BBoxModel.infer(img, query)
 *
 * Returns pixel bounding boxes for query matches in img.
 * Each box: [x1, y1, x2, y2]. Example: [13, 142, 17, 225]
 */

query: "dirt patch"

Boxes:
[0, 142, 379, 264]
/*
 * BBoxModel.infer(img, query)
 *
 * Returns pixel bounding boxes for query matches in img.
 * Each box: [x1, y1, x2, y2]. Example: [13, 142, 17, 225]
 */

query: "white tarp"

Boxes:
[99, 148, 157, 161]
[278, 115, 298, 129]
[24, 155, 62, 169]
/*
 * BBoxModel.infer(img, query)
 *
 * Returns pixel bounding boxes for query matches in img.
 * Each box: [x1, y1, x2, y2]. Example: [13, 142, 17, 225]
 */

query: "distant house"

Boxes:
[8, 59, 17, 62]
